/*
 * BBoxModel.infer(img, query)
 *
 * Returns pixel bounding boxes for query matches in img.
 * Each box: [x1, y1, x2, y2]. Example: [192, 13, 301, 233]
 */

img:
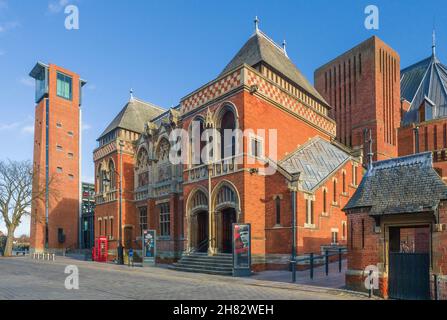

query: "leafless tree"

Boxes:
[0, 160, 56, 256]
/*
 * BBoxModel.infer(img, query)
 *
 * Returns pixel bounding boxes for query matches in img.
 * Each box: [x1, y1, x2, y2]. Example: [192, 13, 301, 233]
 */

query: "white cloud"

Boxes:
[82, 176, 94, 184]
[48, 0, 70, 14]
[0, 121, 20, 131]
[20, 77, 34, 87]
[21, 125, 34, 135]
[82, 123, 92, 131]
[0, 21, 20, 33]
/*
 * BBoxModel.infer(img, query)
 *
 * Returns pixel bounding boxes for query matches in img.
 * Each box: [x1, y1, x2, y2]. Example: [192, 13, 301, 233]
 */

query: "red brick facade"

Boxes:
[315, 36, 401, 163]
[30, 63, 83, 253]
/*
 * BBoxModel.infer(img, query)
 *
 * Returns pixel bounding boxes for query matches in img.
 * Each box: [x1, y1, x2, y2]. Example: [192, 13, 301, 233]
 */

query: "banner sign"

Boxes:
[142, 229, 156, 266]
[232, 223, 251, 277]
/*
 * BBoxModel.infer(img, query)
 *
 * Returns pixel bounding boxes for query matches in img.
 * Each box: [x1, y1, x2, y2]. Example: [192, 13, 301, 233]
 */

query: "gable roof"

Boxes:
[344, 152, 447, 216]
[98, 98, 165, 139]
[401, 53, 447, 125]
[279, 137, 351, 192]
[220, 30, 328, 106]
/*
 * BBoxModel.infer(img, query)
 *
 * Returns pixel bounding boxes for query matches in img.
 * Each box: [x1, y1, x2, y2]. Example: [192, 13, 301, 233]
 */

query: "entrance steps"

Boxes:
[169, 252, 233, 276]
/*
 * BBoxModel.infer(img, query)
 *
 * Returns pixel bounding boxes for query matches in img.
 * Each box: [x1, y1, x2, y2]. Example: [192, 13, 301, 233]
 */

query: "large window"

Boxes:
[56, 72, 73, 100]
[139, 207, 148, 234]
[159, 203, 170, 237]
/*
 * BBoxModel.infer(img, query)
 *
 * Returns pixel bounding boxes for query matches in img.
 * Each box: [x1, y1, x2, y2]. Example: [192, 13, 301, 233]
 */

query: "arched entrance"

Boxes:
[187, 188, 209, 253]
[196, 211, 208, 252]
[212, 182, 241, 254]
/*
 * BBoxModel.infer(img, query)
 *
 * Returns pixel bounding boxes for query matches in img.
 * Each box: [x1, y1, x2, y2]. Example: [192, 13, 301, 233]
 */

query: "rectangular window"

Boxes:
[332, 231, 338, 245]
[361, 219, 365, 249]
[350, 222, 354, 249]
[342, 172, 346, 194]
[67, 131, 74, 137]
[275, 197, 281, 225]
[56, 167, 63, 173]
[323, 189, 327, 213]
[68, 152, 74, 159]
[333, 180, 337, 203]
[159, 203, 170, 237]
[109, 218, 113, 238]
[434, 125, 438, 150]
[68, 174, 74, 180]
[56, 72, 73, 100]
[56, 145, 63, 152]
[306, 199, 314, 226]
[139, 206, 148, 234]
[56, 123, 62, 128]
[250, 137, 263, 158]
[98, 220, 102, 236]
[342, 221, 347, 240]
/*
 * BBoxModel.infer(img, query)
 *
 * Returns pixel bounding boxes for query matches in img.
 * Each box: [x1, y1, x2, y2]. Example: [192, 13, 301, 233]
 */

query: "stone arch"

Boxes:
[186, 187, 210, 252]
[188, 115, 207, 167]
[214, 101, 240, 130]
[214, 102, 240, 159]
[135, 146, 149, 188]
[211, 180, 242, 253]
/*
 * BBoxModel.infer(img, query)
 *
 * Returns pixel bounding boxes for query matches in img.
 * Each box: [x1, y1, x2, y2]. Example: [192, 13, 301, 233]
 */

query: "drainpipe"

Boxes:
[413, 126, 420, 154]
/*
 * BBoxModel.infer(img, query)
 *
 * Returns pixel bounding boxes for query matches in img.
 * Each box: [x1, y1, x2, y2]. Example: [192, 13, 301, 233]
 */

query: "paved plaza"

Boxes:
[0, 257, 369, 300]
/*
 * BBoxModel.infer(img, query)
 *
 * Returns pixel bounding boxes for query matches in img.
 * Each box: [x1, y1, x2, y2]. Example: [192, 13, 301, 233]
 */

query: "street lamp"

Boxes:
[103, 140, 125, 265]
[287, 172, 300, 283]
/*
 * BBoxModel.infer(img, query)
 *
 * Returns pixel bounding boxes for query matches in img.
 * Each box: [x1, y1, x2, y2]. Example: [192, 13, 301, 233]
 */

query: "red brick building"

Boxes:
[397, 39, 447, 181]
[343, 152, 447, 300]
[93, 25, 362, 270]
[315, 36, 401, 163]
[29, 63, 86, 253]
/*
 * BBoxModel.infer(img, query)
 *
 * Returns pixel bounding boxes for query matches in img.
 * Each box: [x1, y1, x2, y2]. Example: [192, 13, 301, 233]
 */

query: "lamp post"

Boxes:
[103, 140, 125, 265]
[287, 172, 300, 283]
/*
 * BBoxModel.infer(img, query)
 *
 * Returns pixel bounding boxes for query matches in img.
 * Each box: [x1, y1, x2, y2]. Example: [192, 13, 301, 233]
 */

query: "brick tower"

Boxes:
[29, 62, 86, 253]
[315, 36, 401, 163]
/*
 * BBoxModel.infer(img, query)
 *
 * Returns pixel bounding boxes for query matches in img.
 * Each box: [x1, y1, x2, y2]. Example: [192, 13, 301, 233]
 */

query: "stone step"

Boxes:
[180, 256, 233, 264]
[172, 263, 233, 272]
[168, 265, 233, 276]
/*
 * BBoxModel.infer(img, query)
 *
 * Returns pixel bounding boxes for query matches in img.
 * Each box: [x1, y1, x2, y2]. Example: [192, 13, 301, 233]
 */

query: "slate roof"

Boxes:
[220, 30, 328, 106]
[98, 98, 165, 139]
[344, 152, 447, 216]
[401, 53, 447, 125]
[279, 137, 351, 192]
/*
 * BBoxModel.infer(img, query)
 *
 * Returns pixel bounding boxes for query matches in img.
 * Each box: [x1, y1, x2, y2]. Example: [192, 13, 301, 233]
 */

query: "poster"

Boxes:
[142, 229, 156, 266]
[233, 223, 251, 276]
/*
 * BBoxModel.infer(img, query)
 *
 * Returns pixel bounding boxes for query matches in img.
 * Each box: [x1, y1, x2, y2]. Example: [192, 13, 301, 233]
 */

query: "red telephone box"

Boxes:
[92, 237, 108, 262]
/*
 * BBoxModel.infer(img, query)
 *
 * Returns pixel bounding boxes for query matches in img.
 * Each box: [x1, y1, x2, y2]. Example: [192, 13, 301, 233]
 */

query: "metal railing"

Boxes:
[185, 239, 209, 255]
[294, 248, 347, 280]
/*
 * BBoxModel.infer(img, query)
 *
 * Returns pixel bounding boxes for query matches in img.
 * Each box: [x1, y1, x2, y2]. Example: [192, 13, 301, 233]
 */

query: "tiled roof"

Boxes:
[279, 137, 351, 192]
[98, 98, 165, 139]
[344, 152, 447, 216]
[220, 30, 328, 106]
[401, 53, 447, 125]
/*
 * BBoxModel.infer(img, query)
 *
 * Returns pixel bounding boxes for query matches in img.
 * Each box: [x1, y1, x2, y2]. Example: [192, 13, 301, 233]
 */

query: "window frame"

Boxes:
[56, 72, 73, 101]
[159, 203, 171, 237]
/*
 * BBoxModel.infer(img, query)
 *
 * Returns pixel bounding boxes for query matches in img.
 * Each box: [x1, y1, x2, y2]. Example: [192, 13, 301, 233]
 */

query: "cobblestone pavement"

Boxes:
[0, 257, 369, 300]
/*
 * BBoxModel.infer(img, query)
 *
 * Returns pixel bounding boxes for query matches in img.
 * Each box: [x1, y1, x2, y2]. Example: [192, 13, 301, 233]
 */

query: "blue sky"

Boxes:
[0, 0, 446, 235]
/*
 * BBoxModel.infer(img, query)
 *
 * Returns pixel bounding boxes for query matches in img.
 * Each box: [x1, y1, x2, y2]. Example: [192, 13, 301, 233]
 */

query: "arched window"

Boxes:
[156, 139, 171, 182]
[333, 180, 337, 203]
[323, 189, 327, 213]
[97, 164, 108, 193]
[136, 148, 149, 187]
[216, 185, 236, 208]
[108, 160, 116, 190]
[220, 110, 236, 159]
[190, 118, 206, 166]
[275, 196, 281, 225]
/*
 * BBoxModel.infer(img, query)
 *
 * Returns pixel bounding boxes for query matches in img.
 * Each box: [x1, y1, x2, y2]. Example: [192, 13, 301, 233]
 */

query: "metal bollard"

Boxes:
[338, 248, 342, 273]
[325, 250, 329, 276]
[310, 253, 314, 280]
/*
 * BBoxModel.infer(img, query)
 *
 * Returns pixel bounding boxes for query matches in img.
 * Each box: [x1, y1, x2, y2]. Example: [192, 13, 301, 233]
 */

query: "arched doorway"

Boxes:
[221, 208, 237, 253]
[196, 211, 208, 252]
[187, 189, 209, 253]
[213, 183, 240, 254]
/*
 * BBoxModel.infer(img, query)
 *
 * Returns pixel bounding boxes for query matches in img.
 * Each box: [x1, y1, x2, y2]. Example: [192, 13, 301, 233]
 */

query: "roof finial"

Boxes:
[254, 16, 259, 32]
[432, 29, 437, 57]
[130, 88, 134, 101]
[282, 39, 288, 57]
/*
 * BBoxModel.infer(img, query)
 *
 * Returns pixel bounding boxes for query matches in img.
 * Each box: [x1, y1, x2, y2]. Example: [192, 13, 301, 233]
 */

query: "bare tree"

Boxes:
[0, 160, 54, 256]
